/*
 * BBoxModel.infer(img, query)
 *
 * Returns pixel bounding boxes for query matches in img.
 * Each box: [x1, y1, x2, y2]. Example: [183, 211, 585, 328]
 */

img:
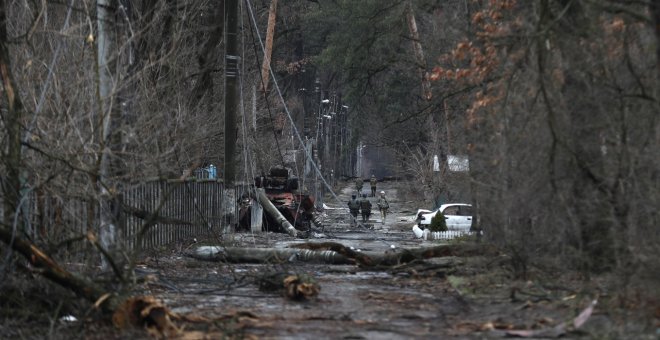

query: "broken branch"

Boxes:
[0, 223, 121, 313]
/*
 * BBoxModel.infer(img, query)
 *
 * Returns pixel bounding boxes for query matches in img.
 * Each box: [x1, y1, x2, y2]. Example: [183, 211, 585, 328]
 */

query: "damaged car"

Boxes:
[416, 203, 473, 231]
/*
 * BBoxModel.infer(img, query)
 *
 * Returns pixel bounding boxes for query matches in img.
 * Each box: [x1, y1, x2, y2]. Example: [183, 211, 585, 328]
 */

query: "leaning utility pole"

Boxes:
[260, 0, 278, 92]
[224, 0, 239, 186]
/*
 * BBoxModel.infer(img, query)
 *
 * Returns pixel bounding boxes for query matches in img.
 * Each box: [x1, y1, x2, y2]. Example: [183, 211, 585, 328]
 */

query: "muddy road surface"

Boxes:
[4, 180, 653, 339]
[127, 180, 643, 339]
[153, 180, 469, 339]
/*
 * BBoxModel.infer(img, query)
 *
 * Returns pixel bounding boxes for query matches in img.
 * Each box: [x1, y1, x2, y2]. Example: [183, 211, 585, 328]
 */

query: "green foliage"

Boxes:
[301, 0, 421, 127]
[429, 212, 447, 232]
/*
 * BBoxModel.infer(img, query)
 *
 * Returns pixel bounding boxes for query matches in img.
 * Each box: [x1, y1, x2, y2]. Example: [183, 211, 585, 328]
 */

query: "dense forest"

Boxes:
[0, 0, 658, 337]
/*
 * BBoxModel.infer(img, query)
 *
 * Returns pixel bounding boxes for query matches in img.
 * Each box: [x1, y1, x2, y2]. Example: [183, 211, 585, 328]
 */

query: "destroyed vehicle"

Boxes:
[237, 167, 321, 235]
[254, 167, 299, 192]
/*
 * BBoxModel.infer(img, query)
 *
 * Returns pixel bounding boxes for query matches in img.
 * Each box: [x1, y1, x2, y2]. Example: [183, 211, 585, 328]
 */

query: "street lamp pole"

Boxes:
[356, 143, 366, 179]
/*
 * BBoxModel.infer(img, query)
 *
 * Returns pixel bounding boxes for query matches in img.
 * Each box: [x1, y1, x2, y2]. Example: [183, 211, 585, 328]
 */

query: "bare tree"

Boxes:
[429, 0, 660, 276]
[0, 0, 233, 312]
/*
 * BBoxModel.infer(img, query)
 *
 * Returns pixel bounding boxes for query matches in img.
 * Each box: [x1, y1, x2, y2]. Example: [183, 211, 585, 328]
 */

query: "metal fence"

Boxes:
[122, 179, 226, 249]
[426, 230, 481, 240]
[2, 179, 254, 256]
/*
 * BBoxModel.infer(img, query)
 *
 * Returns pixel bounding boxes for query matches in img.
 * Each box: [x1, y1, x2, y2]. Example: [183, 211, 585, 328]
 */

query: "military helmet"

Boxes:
[362, 193, 367, 198]
[351, 194, 356, 198]
[380, 191, 385, 194]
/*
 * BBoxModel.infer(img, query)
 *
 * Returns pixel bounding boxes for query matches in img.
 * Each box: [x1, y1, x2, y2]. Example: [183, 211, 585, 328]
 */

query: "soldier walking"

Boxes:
[377, 191, 389, 224]
[355, 177, 364, 196]
[369, 175, 377, 197]
[359, 193, 372, 223]
[347, 194, 360, 227]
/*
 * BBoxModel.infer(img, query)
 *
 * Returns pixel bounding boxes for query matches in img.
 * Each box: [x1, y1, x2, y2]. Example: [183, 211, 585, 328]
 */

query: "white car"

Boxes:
[416, 203, 473, 231]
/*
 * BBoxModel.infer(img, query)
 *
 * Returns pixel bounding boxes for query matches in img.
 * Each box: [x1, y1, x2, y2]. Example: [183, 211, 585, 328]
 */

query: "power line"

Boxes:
[243, 0, 348, 210]
[238, 0, 257, 185]
[245, 1, 286, 168]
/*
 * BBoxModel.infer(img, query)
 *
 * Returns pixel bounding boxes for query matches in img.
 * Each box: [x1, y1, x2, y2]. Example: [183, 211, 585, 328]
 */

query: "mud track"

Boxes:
[129, 180, 634, 339]
[3, 181, 653, 339]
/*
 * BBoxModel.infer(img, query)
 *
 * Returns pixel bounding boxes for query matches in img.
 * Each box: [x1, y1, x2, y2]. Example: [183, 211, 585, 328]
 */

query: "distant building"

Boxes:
[447, 155, 469, 172]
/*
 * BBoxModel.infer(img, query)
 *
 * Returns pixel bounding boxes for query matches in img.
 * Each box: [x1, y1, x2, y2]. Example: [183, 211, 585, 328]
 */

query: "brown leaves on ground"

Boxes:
[450, 299, 598, 338]
[283, 274, 320, 300]
[113, 296, 180, 338]
[257, 271, 320, 300]
[113, 296, 264, 338]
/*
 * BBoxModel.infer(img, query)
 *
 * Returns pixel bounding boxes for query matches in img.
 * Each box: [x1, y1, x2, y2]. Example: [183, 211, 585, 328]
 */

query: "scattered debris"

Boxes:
[283, 275, 320, 300]
[112, 296, 180, 338]
[257, 272, 320, 300]
[60, 315, 77, 322]
[497, 299, 598, 338]
[237, 166, 322, 237]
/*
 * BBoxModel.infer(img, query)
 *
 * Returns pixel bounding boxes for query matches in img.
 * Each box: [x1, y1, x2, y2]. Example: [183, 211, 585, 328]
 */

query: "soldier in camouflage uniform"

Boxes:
[369, 175, 377, 197]
[355, 177, 363, 195]
[377, 191, 389, 224]
[359, 193, 372, 223]
[347, 194, 360, 227]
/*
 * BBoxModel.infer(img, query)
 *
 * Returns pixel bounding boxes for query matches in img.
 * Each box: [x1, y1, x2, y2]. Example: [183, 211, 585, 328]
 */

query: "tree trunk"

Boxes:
[192, 242, 487, 267]
[405, 0, 431, 100]
[192, 1, 225, 102]
[193, 245, 352, 264]
[0, 0, 25, 230]
[96, 0, 121, 268]
[0, 223, 122, 313]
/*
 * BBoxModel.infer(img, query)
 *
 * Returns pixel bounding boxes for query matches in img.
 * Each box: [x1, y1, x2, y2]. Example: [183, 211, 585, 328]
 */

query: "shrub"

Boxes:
[429, 212, 447, 232]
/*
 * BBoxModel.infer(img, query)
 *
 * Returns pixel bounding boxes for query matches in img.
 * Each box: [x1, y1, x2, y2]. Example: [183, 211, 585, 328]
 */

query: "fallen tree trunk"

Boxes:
[1, 223, 189, 337]
[0, 224, 121, 313]
[291, 242, 484, 266]
[191, 242, 491, 267]
[192, 245, 352, 264]
[256, 189, 297, 237]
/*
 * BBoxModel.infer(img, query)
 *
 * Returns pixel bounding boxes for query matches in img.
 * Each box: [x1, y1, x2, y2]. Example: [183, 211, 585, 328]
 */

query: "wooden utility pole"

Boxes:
[224, 0, 239, 186]
[405, 0, 431, 100]
[260, 0, 278, 92]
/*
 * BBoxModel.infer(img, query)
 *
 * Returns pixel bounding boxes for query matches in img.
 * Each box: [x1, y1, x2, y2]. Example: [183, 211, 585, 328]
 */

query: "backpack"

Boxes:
[348, 199, 360, 210]
[360, 198, 372, 211]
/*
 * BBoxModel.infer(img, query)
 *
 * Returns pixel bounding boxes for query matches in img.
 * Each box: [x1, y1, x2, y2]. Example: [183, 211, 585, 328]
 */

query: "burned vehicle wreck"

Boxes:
[237, 167, 323, 237]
